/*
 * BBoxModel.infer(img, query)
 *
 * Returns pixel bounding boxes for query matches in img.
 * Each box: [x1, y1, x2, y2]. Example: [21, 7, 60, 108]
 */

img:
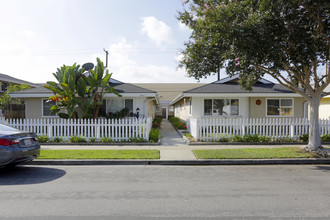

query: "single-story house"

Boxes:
[0, 73, 40, 119]
[9, 79, 159, 119]
[319, 85, 330, 119]
[170, 75, 307, 121]
[134, 83, 206, 119]
[0, 73, 40, 94]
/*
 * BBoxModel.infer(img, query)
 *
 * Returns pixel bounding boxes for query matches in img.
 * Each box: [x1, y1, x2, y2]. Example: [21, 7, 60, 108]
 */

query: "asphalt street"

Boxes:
[1, 165, 330, 219]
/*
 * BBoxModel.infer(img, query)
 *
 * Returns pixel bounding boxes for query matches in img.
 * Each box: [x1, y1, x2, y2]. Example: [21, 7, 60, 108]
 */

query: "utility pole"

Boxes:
[103, 48, 109, 68]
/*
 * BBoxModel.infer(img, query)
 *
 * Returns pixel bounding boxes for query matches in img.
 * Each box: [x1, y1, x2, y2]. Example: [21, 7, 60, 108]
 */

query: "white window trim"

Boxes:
[204, 98, 240, 116]
[266, 98, 294, 117]
[41, 98, 58, 117]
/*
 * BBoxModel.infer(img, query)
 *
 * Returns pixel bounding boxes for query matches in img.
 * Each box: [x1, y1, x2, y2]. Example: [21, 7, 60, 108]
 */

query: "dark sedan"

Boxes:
[0, 124, 40, 167]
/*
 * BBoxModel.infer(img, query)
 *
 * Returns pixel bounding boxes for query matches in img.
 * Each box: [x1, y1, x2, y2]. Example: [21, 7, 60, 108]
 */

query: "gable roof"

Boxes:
[9, 79, 157, 98]
[170, 75, 301, 105]
[0, 73, 40, 87]
[184, 82, 293, 94]
[133, 83, 207, 103]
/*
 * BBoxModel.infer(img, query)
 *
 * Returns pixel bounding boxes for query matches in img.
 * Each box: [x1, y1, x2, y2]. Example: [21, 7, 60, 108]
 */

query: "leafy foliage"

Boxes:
[38, 134, 50, 143]
[178, 0, 329, 149]
[0, 83, 31, 110]
[149, 128, 160, 143]
[69, 135, 87, 143]
[169, 117, 187, 130]
[44, 58, 120, 119]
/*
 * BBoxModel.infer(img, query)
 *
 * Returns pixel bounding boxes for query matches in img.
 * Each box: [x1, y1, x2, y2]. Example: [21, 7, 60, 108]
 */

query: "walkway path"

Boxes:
[159, 119, 196, 160]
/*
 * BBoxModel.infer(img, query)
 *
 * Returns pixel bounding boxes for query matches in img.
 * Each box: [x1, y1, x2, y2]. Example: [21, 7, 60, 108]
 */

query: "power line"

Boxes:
[1, 48, 179, 56]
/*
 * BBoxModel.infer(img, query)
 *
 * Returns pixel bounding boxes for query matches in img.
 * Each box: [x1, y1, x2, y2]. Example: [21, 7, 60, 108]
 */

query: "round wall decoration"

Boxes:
[256, 99, 262, 105]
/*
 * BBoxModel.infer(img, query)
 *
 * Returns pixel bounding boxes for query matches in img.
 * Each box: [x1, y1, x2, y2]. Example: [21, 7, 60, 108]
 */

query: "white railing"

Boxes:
[188, 117, 330, 142]
[0, 117, 153, 142]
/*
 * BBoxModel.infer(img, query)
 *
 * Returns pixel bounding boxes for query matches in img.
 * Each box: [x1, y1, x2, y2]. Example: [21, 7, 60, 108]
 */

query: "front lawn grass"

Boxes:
[193, 147, 318, 159]
[39, 150, 160, 159]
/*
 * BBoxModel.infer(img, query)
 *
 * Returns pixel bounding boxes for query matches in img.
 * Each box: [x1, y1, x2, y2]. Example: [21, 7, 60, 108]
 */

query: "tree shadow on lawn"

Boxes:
[0, 166, 66, 185]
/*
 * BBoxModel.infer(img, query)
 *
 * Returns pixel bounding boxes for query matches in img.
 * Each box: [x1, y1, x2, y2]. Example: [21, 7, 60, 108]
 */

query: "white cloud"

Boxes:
[23, 30, 37, 39]
[178, 21, 189, 31]
[141, 16, 173, 46]
[98, 38, 204, 83]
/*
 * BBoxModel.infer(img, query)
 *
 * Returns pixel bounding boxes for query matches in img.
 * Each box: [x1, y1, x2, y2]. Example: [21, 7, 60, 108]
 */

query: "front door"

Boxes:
[162, 108, 167, 119]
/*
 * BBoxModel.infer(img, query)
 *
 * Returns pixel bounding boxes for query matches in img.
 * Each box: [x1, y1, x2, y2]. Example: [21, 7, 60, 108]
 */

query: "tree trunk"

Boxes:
[305, 95, 322, 151]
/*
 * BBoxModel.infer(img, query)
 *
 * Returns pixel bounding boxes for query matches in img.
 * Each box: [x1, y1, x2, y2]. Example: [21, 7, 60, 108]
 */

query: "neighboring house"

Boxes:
[0, 73, 40, 94]
[319, 85, 330, 119]
[134, 83, 206, 119]
[9, 79, 158, 119]
[170, 75, 307, 121]
[0, 73, 40, 119]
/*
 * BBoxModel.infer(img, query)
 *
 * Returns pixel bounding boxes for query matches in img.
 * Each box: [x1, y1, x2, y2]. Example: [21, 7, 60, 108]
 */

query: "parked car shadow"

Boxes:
[312, 165, 330, 172]
[0, 166, 66, 185]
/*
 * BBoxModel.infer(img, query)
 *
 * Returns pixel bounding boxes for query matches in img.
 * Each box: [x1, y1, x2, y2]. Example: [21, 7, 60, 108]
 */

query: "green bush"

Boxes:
[70, 135, 87, 143]
[260, 136, 271, 143]
[129, 137, 146, 142]
[184, 133, 192, 138]
[53, 137, 63, 143]
[169, 117, 187, 130]
[38, 135, 50, 143]
[100, 137, 113, 143]
[300, 134, 309, 142]
[153, 117, 162, 124]
[321, 134, 330, 142]
[89, 138, 96, 143]
[149, 128, 160, 143]
[219, 137, 230, 142]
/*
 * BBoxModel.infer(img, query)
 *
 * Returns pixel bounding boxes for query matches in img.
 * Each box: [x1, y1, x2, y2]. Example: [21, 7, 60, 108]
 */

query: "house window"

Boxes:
[204, 99, 239, 116]
[42, 99, 54, 117]
[267, 99, 293, 116]
[125, 99, 133, 115]
[107, 98, 133, 113]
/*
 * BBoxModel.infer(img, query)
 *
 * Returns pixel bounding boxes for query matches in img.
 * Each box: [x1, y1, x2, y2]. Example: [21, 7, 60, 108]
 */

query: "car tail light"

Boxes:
[0, 138, 20, 146]
[34, 137, 38, 142]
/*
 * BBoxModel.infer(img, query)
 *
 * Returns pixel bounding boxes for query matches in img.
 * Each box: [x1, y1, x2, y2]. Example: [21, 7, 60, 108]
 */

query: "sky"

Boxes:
[0, 0, 223, 84]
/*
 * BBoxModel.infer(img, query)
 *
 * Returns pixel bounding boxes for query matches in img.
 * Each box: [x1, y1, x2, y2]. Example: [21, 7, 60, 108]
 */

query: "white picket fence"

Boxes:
[188, 117, 330, 142]
[0, 117, 153, 141]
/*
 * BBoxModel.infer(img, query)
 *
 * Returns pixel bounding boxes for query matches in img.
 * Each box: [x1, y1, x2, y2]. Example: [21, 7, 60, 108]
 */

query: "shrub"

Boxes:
[260, 136, 271, 143]
[169, 117, 187, 130]
[89, 138, 96, 143]
[152, 123, 161, 129]
[70, 135, 87, 143]
[100, 137, 113, 143]
[321, 134, 330, 142]
[38, 135, 49, 143]
[300, 134, 309, 142]
[153, 117, 162, 124]
[53, 137, 63, 143]
[184, 133, 192, 138]
[233, 135, 245, 142]
[219, 137, 230, 142]
[149, 128, 160, 143]
[129, 137, 146, 142]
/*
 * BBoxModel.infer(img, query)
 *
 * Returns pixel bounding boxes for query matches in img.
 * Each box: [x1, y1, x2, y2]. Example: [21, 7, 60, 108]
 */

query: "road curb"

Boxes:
[28, 158, 330, 166]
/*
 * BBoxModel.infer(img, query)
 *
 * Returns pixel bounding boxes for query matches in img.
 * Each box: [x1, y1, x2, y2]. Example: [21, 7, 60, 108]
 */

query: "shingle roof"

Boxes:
[10, 81, 156, 95]
[184, 82, 294, 94]
[0, 73, 40, 87]
[133, 83, 206, 102]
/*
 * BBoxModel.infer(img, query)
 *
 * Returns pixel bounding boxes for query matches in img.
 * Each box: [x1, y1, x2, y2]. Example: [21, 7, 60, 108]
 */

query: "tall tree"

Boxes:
[178, 0, 329, 153]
